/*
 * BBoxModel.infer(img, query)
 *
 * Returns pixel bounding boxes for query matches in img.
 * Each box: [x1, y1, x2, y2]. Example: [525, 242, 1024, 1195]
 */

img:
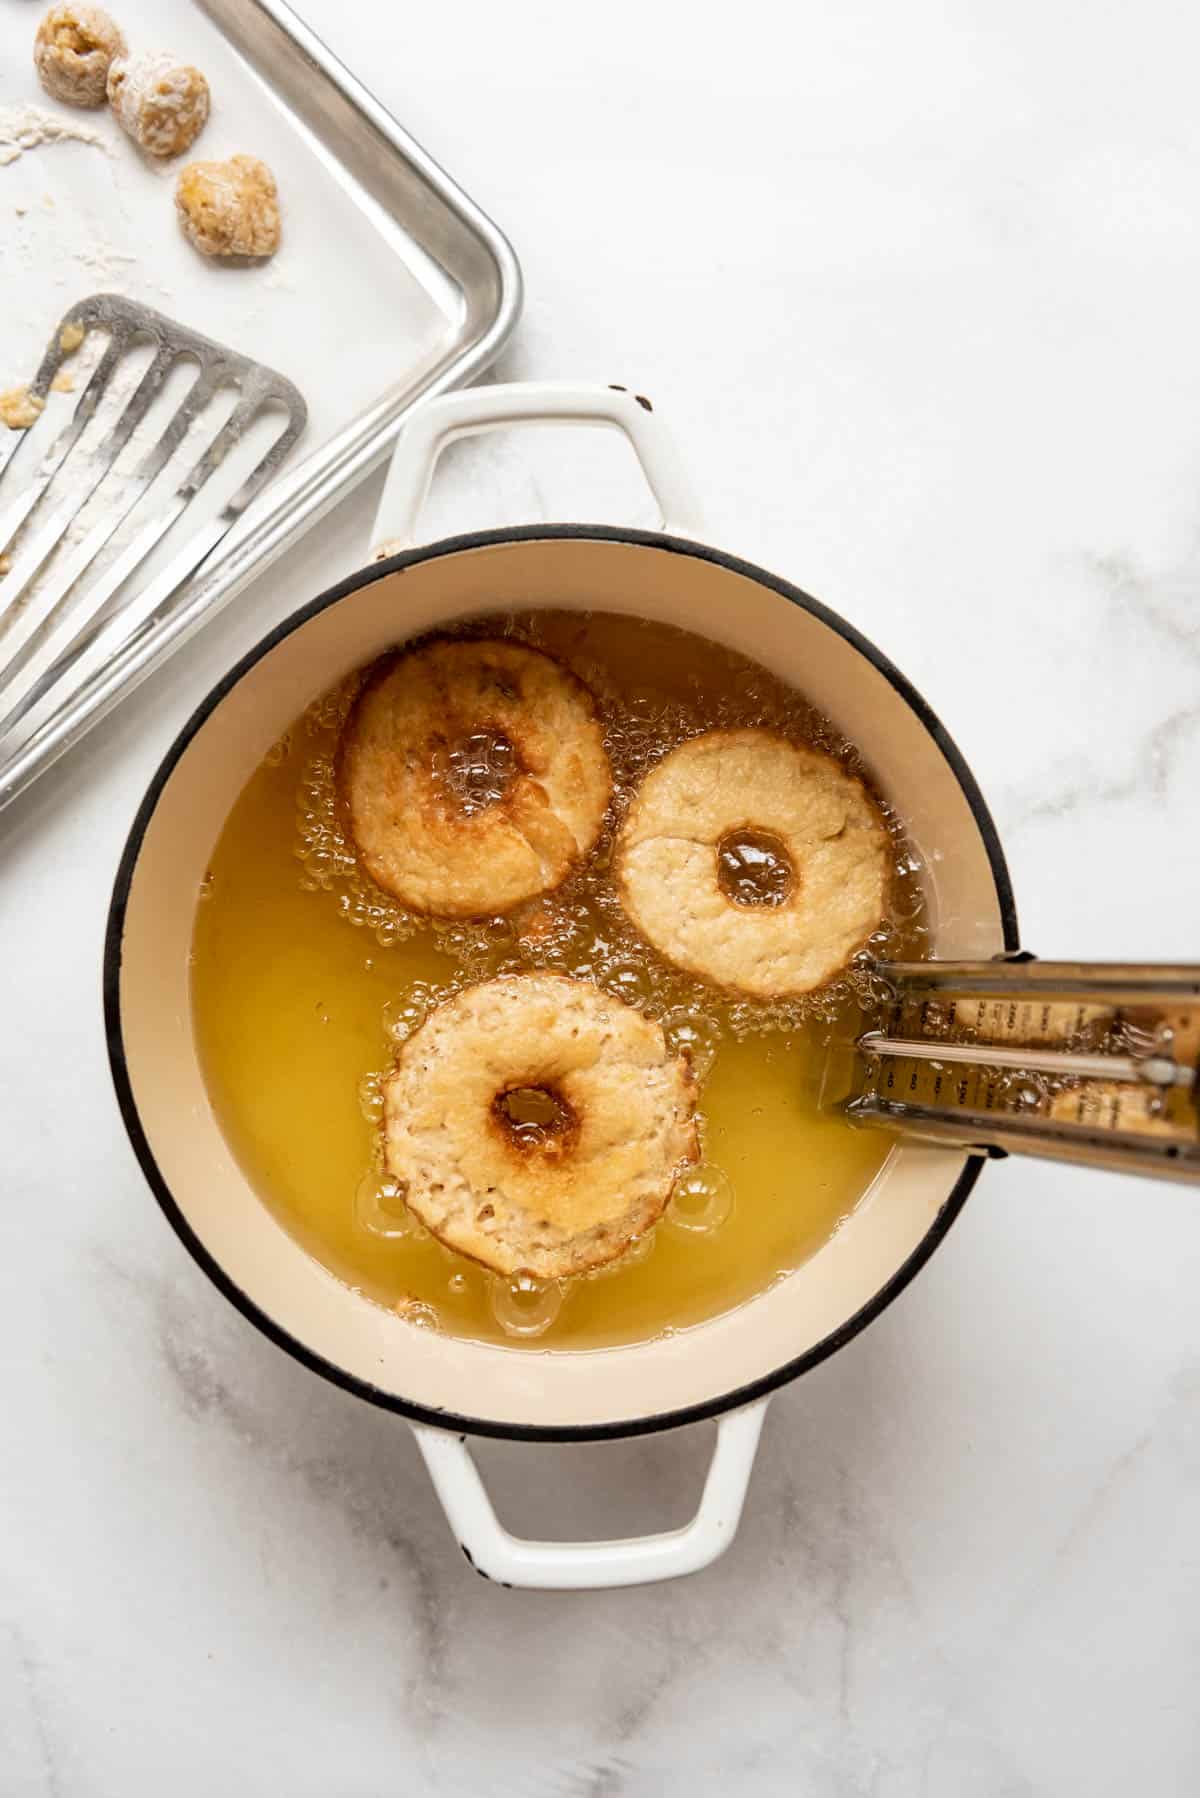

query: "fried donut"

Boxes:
[340, 639, 611, 918]
[616, 728, 889, 998]
[381, 974, 699, 1278]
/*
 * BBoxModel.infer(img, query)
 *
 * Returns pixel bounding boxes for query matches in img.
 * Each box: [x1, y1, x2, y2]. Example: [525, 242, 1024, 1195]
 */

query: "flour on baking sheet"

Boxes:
[0, 105, 113, 167]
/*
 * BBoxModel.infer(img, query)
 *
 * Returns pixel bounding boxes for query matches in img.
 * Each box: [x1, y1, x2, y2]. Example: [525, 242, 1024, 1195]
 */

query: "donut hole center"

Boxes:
[436, 726, 518, 815]
[493, 1083, 577, 1155]
[717, 827, 796, 907]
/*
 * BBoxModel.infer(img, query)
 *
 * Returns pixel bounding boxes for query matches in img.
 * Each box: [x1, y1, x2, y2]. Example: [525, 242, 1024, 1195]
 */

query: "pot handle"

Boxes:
[370, 381, 703, 553]
[411, 1399, 769, 1590]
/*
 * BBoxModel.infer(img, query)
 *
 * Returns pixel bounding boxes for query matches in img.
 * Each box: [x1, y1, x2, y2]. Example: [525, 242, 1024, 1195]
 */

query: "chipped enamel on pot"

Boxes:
[106, 386, 1015, 1587]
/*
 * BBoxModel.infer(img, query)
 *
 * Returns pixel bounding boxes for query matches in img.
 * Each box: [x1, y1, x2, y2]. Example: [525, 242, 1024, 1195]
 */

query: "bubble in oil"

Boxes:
[382, 992, 431, 1044]
[599, 954, 656, 1010]
[304, 848, 337, 886]
[436, 728, 517, 814]
[395, 1297, 440, 1331]
[447, 1270, 471, 1296]
[489, 1270, 564, 1338]
[263, 729, 293, 768]
[992, 1070, 1053, 1113]
[357, 1070, 385, 1125]
[666, 1164, 734, 1234]
[717, 828, 795, 908]
[293, 717, 420, 948]
[617, 1228, 656, 1268]
[661, 1006, 721, 1081]
[624, 684, 668, 721]
[304, 680, 359, 738]
[355, 1166, 420, 1239]
[893, 846, 924, 879]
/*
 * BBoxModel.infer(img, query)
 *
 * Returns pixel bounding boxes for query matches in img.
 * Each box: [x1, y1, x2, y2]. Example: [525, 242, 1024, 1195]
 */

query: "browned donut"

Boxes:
[616, 728, 890, 997]
[340, 639, 611, 918]
[381, 974, 698, 1278]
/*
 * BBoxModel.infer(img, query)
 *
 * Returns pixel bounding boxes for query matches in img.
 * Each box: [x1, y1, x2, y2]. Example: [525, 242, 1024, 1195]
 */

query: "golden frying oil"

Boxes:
[191, 612, 922, 1350]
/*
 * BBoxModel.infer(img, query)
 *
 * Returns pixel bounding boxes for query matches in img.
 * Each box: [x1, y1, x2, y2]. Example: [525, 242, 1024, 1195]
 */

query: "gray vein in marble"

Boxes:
[611, 1652, 678, 1748]
[1165, 1356, 1200, 1482]
[556, 1759, 632, 1798]
[83, 1245, 747, 1790]
[1002, 542, 1200, 835]
[1005, 699, 1200, 832]
[1084, 549, 1200, 664]
[73, 1241, 1166, 1798]
[92, 1249, 454, 1733]
[8, 1624, 61, 1798]
[1047, 1431, 1153, 1580]
[160, 1292, 453, 1733]
[917, 1730, 1035, 1798]
[832, 1464, 855, 1726]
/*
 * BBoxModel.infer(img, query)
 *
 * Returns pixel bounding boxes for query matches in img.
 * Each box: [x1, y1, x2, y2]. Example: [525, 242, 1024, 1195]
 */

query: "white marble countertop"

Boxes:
[3, 1, 1200, 1792]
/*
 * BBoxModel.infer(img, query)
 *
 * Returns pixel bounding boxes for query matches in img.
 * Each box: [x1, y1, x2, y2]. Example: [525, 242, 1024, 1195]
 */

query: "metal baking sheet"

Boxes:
[0, 0, 521, 811]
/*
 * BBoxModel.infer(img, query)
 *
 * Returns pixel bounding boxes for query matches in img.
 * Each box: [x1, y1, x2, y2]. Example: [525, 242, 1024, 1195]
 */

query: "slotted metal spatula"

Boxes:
[0, 293, 306, 751]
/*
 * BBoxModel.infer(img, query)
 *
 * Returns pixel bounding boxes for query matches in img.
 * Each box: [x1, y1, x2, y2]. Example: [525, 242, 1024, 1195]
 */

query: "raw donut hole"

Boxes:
[34, 5, 126, 109]
[716, 827, 796, 908]
[492, 1083, 578, 1155]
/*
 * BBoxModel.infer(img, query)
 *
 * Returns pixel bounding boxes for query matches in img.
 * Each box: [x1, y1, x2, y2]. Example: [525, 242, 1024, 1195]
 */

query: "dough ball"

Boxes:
[107, 49, 209, 157]
[33, 5, 125, 108]
[175, 154, 281, 259]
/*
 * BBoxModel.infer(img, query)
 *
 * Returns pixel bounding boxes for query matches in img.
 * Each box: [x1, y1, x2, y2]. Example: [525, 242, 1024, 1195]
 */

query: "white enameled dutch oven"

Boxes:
[105, 385, 1016, 1589]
